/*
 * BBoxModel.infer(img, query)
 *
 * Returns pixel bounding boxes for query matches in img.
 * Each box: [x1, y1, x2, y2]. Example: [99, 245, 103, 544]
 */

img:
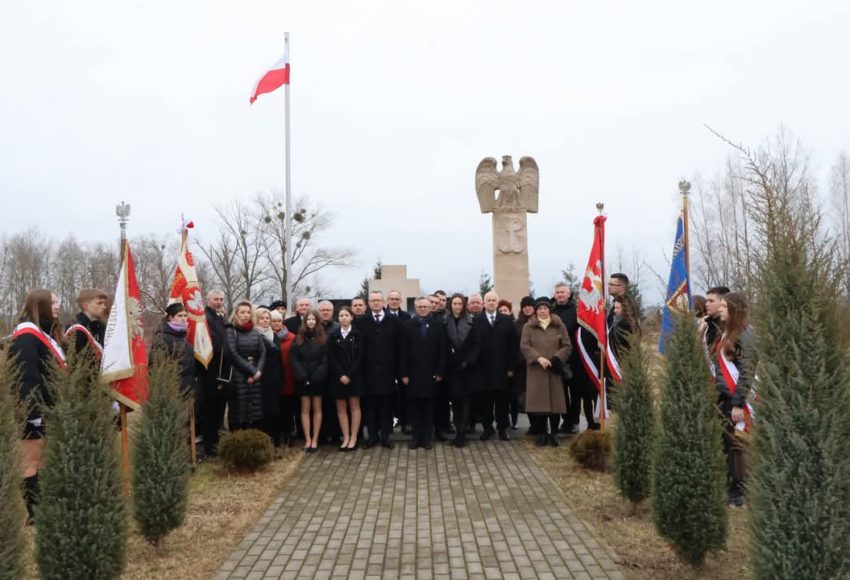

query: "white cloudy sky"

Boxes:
[2, 1, 849, 301]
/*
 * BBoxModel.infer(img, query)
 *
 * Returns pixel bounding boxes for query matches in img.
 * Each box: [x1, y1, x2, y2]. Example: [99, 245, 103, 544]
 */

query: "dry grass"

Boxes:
[528, 439, 751, 580]
[23, 449, 303, 579]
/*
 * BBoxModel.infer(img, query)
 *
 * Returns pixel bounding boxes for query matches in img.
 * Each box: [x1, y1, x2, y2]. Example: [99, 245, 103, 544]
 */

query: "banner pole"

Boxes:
[596, 202, 607, 431]
[115, 202, 132, 497]
[284, 32, 294, 312]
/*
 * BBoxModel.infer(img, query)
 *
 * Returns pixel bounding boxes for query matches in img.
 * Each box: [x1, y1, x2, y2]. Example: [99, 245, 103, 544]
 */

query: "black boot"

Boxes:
[548, 433, 560, 447]
[535, 433, 548, 447]
[24, 474, 39, 525]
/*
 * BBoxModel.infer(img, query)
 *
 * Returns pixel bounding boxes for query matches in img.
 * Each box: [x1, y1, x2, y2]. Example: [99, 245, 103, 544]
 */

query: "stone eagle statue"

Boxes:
[475, 155, 539, 214]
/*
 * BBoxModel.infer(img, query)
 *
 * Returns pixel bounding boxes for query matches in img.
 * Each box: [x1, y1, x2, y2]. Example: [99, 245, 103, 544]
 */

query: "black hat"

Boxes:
[520, 296, 535, 308]
[165, 302, 185, 318]
[269, 300, 287, 310]
[534, 296, 552, 311]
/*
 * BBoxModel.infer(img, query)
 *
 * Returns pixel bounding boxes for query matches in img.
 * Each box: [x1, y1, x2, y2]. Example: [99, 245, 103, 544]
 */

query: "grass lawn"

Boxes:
[527, 438, 751, 579]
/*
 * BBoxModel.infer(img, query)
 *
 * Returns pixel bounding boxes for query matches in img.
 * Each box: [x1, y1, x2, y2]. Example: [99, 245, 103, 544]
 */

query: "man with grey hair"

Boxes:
[285, 296, 313, 334]
[475, 290, 518, 441]
[200, 289, 228, 457]
[317, 300, 339, 333]
[467, 293, 484, 316]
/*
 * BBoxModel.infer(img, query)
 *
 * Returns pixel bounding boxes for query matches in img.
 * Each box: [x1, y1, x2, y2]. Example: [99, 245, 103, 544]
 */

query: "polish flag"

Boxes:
[250, 39, 290, 105]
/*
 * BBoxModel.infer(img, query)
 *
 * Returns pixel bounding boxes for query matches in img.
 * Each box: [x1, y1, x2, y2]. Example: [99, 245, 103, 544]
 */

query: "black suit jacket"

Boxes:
[355, 312, 402, 396]
[475, 311, 518, 392]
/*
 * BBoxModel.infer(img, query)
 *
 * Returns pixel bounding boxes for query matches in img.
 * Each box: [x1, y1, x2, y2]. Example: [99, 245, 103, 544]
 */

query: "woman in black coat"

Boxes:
[254, 307, 283, 446]
[151, 303, 196, 397]
[224, 300, 266, 431]
[443, 293, 481, 448]
[289, 310, 328, 452]
[327, 306, 364, 451]
[9, 288, 64, 524]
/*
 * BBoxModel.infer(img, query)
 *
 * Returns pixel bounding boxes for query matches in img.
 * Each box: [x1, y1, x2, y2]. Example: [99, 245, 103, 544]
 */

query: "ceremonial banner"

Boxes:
[250, 37, 290, 104]
[658, 213, 691, 354]
[577, 215, 608, 417]
[168, 231, 213, 367]
[101, 244, 148, 409]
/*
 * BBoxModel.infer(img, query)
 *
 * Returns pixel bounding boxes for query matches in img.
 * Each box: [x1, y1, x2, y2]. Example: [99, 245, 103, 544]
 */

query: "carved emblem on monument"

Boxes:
[475, 155, 539, 311]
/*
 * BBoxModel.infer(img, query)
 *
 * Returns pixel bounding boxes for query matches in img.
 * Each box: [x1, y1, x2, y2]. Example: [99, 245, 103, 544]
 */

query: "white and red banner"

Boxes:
[169, 227, 213, 367]
[717, 341, 755, 433]
[577, 214, 608, 416]
[14, 322, 66, 368]
[101, 244, 149, 409]
[65, 324, 103, 359]
[250, 38, 290, 105]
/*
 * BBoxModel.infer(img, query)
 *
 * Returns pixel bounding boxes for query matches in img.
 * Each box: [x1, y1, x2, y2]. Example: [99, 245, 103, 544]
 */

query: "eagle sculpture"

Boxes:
[475, 155, 539, 214]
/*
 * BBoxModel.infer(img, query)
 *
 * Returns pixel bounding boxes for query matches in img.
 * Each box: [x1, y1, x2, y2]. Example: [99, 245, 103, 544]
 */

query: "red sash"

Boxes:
[65, 324, 104, 359]
[13, 322, 67, 368]
[717, 339, 753, 433]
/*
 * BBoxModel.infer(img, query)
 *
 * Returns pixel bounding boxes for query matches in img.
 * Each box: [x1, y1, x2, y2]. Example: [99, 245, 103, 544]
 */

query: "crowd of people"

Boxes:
[5, 274, 754, 524]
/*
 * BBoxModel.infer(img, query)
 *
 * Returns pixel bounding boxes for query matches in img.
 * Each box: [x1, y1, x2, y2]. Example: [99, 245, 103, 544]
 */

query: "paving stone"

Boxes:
[215, 439, 620, 579]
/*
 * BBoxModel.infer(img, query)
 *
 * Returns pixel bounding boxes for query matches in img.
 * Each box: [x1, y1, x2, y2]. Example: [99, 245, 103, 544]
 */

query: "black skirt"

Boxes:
[327, 375, 364, 400]
[296, 380, 325, 398]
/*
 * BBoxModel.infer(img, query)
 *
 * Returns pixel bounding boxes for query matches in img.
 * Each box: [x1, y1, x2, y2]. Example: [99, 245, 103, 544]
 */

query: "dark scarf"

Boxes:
[235, 321, 254, 332]
[446, 314, 473, 349]
[416, 316, 430, 337]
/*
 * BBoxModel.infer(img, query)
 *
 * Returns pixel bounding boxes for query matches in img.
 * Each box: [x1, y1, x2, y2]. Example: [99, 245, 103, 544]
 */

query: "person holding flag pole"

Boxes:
[575, 203, 609, 430]
[250, 32, 293, 312]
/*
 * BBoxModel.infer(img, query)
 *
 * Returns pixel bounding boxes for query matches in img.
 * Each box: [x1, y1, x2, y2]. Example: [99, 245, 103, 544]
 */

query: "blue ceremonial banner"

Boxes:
[658, 213, 691, 354]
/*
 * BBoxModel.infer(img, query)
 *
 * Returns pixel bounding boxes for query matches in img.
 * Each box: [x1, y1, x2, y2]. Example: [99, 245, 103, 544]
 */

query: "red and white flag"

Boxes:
[169, 226, 213, 368]
[250, 38, 290, 105]
[101, 243, 149, 409]
[577, 215, 608, 413]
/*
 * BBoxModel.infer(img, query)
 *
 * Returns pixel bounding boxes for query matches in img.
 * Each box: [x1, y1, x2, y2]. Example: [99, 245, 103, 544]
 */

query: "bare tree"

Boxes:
[831, 152, 850, 293]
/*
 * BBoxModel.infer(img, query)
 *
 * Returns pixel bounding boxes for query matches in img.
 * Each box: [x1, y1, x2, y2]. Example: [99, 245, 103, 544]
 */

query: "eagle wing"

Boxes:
[519, 156, 539, 213]
[475, 157, 499, 213]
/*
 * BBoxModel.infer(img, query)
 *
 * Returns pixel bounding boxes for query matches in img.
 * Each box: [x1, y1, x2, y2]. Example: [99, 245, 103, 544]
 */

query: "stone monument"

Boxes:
[475, 155, 539, 311]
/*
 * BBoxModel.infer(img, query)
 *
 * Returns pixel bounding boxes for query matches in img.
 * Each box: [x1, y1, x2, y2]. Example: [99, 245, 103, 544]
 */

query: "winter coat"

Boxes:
[279, 331, 296, 396]
[355, 312, 402, 397]
[444, 314, 482, 399]
[199, 306, 230, 399]
[259, 333, 282, 418]
[385, 308, 412, 321]
[511, 316, 531, 396]
[520, 315, 572, 414]
[327, 326, 365, 399]
[475, 311, 518, 392]
[151, 322, 196, 397]
[70, 312, 105, 354]
[9, 321, 61, 425]
[289, 332, 329, 397]
[714, 327, 757, 408]
[224, 324, 266, 426]
[399, 316, 447, 399]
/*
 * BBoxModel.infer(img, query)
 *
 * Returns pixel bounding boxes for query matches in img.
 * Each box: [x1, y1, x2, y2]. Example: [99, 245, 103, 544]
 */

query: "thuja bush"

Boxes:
[569, 429, 612, 472]
[0, 353, 26, 579]
[652, 311, 727, 566]
[218, 429, 274, 473]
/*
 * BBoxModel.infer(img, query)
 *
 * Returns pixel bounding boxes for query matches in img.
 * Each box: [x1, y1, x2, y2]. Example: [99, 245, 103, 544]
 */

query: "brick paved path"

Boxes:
[215, 440, 621, 580]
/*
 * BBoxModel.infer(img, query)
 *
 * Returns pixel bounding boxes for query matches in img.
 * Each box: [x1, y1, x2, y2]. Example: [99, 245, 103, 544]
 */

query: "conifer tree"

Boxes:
[745, 149, 850, 579]
[35, 350, 127, 580]
[652, 311, 727, 565]
[132, 352, 190, 551]
[612, 333, 655, 509]
[0, 354, 27, 579]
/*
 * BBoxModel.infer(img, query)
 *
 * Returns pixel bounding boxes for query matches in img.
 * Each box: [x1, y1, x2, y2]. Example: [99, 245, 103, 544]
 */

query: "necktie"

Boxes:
[374, 313, 381, 323]
[489, 314, 495, 326]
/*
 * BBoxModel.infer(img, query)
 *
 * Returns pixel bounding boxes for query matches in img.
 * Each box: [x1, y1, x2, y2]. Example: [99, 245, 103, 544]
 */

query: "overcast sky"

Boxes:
[2, 1, 849, 302]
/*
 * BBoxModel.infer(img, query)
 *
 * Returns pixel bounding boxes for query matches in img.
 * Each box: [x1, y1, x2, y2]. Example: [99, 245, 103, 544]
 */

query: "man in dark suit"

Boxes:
[476, 291, 518, 441]
[385, 290, 412, 433]
[400, 297, 446, 450]
[285, 297, 313, 334]
[199, 289, 229, 456]
[355, 290, 402, 449]
[552, 283, 579, 433]
[607, 273, 629, 327]
[386, 290, 412, 320]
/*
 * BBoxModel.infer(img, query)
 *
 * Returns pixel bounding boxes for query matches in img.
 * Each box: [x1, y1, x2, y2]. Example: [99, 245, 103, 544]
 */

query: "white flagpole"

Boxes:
[284, 32, 294, 312]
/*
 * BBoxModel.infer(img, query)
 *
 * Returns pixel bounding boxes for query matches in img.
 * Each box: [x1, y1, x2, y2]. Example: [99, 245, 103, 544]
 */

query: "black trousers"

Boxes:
[275, 395, 299, 442]
[530, 413, 559, 434]
[451, 396, 469, 439]
[365, 395, 394, 443]
[409, 397, 434, 445]
[201, 392, 228, 456]
[395, 382, 409, 428]
[718, 397, 747, 493]
[566, 382, 597, 428]
[434, 388, 451, 430]
[479, 391, 510, 431]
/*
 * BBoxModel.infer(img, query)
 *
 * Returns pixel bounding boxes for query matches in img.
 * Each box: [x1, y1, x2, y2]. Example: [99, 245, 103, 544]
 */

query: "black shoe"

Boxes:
[402, 425, 412, 435]
[480, 428, 495, 441]
[409, 441, 419, 450]
[498, 429, 510, 441]
[566, 424, 580, 435]
[423, 442, 433, 450]
[511, 422, 519, 431]
[728, 489, 745, 507]
[434, 430, 446, 442]
[381, 440, 395, 450]
[452, 436, 466, 448]
[466, 425, 475, 434]
[589, 422, 601, 431]
[445, 425, 456, 434]
[548, 434, 560, 447]
[362, 439, 377, 450]
[535, 434, 548, 447]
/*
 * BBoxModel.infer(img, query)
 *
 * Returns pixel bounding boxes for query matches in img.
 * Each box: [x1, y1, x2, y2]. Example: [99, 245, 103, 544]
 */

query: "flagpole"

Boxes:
[115, 202, 131, 497]
[596, 202, 607, 431]
[679, 180, 691, 304]
[180, 217, 199, 467]
[284, 32, 294, 312]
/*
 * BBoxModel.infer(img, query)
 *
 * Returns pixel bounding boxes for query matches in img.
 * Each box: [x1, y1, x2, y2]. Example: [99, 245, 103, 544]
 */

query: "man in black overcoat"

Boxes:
[285, 297, 313, 334]
[476, 291, 518, 441]
[400, 297, 446, 450]
[199, 289, 229, 456]
[552, 283, 579, 433]
[355, 290, 402, 449]
[385, 290, 412, 434]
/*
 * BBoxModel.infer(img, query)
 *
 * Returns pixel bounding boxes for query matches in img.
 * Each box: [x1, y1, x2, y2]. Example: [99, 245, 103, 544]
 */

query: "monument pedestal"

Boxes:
[492, 211, 530, 311]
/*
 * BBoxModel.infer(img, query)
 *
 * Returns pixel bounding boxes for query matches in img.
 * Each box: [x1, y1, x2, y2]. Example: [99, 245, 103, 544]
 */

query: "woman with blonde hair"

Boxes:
[224, 300, 266, 431]
[254, 307, 283, 446]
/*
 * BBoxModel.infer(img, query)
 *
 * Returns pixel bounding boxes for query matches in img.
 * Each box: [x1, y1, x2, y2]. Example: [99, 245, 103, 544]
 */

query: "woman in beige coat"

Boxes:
[520, 297, 573, 447]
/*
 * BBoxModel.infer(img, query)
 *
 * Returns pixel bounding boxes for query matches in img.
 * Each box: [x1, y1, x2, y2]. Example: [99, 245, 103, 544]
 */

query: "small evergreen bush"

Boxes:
[0, 353, 27, 579]
[132, 352, 190, 551]
[218, 429, 274, 473]
[36, 350, 127, 580]
[612, 333, 655, 508]
[569, 429, 611, 472]
[652, 311, 727, 566]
